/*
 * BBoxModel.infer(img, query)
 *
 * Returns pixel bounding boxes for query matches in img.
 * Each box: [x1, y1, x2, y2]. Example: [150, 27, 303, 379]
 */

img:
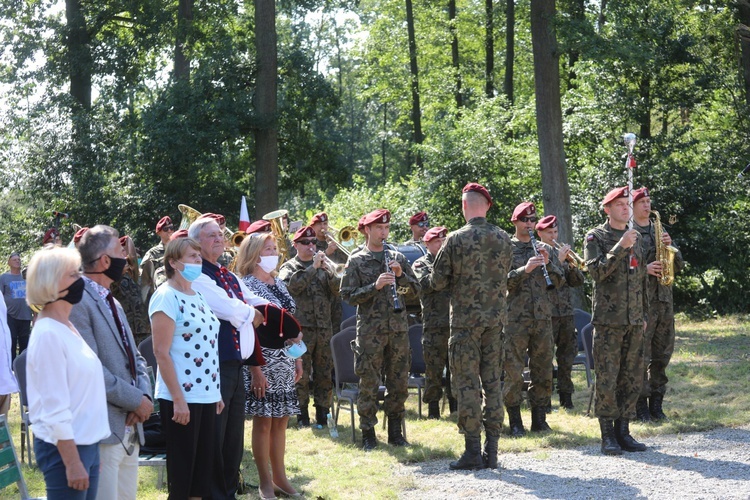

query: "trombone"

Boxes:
[324, 225, 358, 257]
[553, 239, 588, 272]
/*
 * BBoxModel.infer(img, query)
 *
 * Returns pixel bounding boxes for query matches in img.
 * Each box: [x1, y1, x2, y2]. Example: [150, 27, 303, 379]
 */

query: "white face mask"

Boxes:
[258, 255, 279, 273]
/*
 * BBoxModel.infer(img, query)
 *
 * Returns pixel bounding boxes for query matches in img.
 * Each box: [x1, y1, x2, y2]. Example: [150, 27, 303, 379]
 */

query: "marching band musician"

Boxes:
[404, 211, 429, 256]
[340, 209, 420, 451]
[534, 215, 586, 410]
[279, 226, 341, 428]
[632, 187, 684, 422]
[584, 186, 649, 455]
[139, 215, 174, 305]
[247, 219, 271, 235]
[504, 203, 564, 437]
[310, 212, 345, 333]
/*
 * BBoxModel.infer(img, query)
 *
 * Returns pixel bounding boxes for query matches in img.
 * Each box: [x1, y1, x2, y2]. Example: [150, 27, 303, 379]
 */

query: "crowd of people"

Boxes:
[0, 181, 684, 497]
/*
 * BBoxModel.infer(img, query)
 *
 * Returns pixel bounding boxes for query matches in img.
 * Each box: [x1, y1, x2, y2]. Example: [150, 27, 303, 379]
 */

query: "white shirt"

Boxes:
[27, 317, 110, 445]
[0, 296, 18, 395]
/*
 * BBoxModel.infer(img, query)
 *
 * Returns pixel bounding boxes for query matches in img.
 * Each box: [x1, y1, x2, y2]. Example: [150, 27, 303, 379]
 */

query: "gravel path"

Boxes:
[398, 425, 750, 499]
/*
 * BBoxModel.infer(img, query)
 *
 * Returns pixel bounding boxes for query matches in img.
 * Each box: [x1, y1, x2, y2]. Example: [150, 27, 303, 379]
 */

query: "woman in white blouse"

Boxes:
[26, 247, 109, 499]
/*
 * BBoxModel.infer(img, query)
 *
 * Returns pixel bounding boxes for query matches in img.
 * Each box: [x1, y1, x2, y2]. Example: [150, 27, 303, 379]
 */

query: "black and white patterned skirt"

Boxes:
[244, 347, 300, 418]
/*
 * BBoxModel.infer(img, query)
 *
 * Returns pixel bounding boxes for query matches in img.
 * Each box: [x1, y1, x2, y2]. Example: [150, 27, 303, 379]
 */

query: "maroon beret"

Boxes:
[310, 212, 328, 224]
[170, 229, 189, 241]
[361, 209, 391, 227]
[423, 226, 447, 242]
[197, 213, 226, 226]
[632, 187, 650, 203]
[462, 183, 492, 207]
[43, 228, 59, 245]
[247, 220, 271, 234]
[155, 216, 173, 232]
[119, 236, 129, 247]
[511, 202, 536, 222]
[293, 226, 316, 242]
[535, 215, 557, 231]
[408, 211, 428, 225]
[73, 227, 89, 244]
[602, 186, 629, 206]
[357, 216, 366, 234]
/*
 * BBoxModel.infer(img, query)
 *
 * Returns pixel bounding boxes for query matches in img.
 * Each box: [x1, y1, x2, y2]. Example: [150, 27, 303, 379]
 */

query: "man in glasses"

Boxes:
[404, 211, 429, 257]
[139, 215, 174, 306]
[503, 202, 564, 438]
[279, 226, 341, 428]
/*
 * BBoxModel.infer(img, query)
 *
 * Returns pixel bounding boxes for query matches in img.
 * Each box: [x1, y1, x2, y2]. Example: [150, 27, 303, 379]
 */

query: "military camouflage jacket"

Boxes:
[340, 245, 419, 333]
[139, 242, 165, 303]
[431, 217, 512, 328]
[634, 221, 685, 303]
[278, 256, 340, 329]
[315, 239, 347, 264]
[547, 246, 586, 318]
[507, 237, 565, 322]
[584, 221, 649, 326]
[412, 253, 450, 329]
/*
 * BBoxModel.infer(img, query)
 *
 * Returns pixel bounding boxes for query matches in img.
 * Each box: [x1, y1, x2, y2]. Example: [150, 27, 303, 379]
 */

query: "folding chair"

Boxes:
[11, 351, 33, 466]
[339, 315, 357, 333]
[0, 414, 30, 499]
[572, 309, 593, 387]
[136, 337, 166, 488]
[407, 324, 425, 418]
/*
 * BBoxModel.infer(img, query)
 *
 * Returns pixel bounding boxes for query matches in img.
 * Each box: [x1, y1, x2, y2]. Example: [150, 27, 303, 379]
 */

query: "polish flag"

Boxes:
[239, 196, 250, 232]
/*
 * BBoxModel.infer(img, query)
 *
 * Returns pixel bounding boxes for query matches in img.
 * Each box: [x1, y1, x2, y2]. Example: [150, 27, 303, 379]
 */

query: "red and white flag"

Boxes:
[239, 196, 250, 232]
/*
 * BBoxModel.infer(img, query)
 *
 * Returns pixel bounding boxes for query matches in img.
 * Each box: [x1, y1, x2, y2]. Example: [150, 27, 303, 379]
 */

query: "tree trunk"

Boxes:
[66, 0, 92, 111]
[638, 74, 651, 139]
[530, 0, 573, 247]
[504, 0, 515, 104]
[737, 0, 750, 106]
[598, 0, 607, 32]
[485, 0, 494, 98]
[174, 0, 194, 80]
[254, 0, 279, 217]
[449, 0, 463, 109]
[405, 0, 424, 168]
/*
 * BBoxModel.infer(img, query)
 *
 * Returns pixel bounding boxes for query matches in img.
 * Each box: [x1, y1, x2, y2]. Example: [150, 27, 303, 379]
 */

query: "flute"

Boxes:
[528, 229, 555, 290]
[382, 240, 404, 313]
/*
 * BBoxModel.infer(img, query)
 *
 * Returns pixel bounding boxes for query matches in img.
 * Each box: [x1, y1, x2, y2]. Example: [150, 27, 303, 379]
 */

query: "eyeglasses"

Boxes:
[296, 239, 316, 246]
[416, 221, 429, 228]
[518, 217, 538, 223]
[162, 225, 175, 232]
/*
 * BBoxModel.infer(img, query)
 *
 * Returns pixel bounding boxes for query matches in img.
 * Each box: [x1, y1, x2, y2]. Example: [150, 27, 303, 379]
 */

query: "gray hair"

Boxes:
[188, 218, 218, 240]
[79, 225, 119, 272]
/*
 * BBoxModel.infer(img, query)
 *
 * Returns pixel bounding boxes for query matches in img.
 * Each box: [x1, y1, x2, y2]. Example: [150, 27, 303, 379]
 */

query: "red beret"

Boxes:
[632, 187, 650, 203]
[357, 216, 366, 234]
[511, 202, 536, 222]
[535, 215, 557, 231]
[602, 186, 629, 206]
[170, 229, 189, 241]
[119, 236, 130, 247]
[462, 183, 492, 207]
[310, 212, 328, 224]
[155, 216, 173, 232]
[408, 211, 428, 225]
[247, 220, 271, 234]
[293, 226, 316, 242]
[423, 226, 447, 242]
[197, 213, 226, 226]
[73, 227, 89, 244]
[361, 209, 391, 227]
[43, 228, 59, 245]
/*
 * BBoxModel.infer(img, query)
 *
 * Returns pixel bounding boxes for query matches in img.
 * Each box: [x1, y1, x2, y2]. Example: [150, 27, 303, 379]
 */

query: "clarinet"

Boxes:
[382, 240, 404, 313]
[527, 229, 555, 290]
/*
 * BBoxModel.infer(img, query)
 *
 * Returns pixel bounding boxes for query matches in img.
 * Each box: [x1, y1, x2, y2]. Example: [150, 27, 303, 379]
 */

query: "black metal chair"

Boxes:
[12, 351, 32, 466]
[407, 324, 425, 418]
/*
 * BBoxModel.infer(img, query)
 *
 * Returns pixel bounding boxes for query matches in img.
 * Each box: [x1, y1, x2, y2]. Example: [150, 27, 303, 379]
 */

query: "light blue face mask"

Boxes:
[283, 339, 307, 359]
[179, 262, 203, 282]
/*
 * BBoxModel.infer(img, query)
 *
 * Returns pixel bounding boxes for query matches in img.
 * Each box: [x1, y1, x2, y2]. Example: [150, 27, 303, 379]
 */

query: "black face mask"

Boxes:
[90, 256, 127, 282]
[58, 277, 85, 305]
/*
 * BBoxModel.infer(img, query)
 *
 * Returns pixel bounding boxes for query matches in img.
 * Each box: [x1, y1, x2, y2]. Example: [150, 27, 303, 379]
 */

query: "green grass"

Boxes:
[3, 315, 750, 499]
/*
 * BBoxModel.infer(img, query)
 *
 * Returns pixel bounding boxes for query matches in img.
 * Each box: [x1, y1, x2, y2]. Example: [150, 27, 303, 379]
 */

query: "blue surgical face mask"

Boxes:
[178, 262, 202, 282]
[283, 339, 307, 359]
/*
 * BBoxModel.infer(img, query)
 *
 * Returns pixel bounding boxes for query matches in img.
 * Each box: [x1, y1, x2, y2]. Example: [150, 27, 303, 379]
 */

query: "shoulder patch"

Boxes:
[586, 234, 595, 242]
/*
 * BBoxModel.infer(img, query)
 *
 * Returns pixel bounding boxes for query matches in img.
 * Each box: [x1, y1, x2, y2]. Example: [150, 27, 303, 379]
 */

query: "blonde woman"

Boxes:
[26, 247, 109, 499]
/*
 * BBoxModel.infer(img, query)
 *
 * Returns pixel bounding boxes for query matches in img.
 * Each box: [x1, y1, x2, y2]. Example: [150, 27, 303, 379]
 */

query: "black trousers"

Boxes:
[212, 360, 246, 499]
[7, 314, 30, 361]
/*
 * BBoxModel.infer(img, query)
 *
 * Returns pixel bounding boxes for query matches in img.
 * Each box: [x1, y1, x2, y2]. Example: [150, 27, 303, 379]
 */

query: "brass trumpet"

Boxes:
[316, 251, 345, 279]
[553, 239, 588, 272]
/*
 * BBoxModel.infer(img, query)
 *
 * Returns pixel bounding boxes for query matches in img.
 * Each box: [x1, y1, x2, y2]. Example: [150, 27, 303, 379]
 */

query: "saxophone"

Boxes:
[651, 211, 678, 286]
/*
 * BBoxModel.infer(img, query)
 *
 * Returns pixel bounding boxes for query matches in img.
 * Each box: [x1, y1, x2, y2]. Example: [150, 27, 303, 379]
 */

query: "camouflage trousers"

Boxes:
[640, 300, 675, 397]
[331, 296, 343, 334]
[353, 329, 409, 430]
[449, 326, 504, 439]
[295, 326, 334, 410]
[422, 326, 453, 404]
[552, 315, 578, 395]
[593, 324, 644, 419]
[502, 319, 554, 408]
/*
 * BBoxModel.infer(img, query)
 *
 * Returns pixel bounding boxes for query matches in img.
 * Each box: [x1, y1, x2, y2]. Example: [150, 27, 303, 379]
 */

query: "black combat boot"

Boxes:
[649, 393, 668, 421]
[449, 436, 486, 470]
[315, 405, 328, 427]
[614, 418, 647, 452]
[559, 392, 574, 410]
[428, 401, 440, 420]
[483, 435, 499, 469]
[362, 427, 377, 451]
[506, 406, 526, 438]
[598, 418, 622, 456]
[636, 397, 651, 423]
[297, 405, 310, 427]
[449, 397, 458, 414]
[387, 416, 409, 446]
[530, 406, 552, 432]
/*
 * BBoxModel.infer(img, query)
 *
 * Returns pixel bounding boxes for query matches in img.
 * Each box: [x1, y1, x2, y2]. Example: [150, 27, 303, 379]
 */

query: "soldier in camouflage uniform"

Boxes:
[412, 226, 456, 419]
[535, 215, 586, 410]
[139, 215, 174, 305]
[632, 187, 684, 422]
[279, 226, 340, 428]
[584, 186, 649, 455]
[503, 202, 564, 437]
[311, 212, 347, 332]
[404, 211, 429, 257]
[340, 209, 420, 450]
[111, 235, 151, 346]
[431, 183, 512, 471]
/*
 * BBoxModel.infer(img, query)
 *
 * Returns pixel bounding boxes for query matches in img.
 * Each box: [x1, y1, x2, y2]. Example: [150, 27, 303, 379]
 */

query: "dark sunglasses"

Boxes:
[162, 225, 175, 232]
[296, 239, 316, 246]
[519, 217, 538, 223]
[416, 221, 429, 228]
